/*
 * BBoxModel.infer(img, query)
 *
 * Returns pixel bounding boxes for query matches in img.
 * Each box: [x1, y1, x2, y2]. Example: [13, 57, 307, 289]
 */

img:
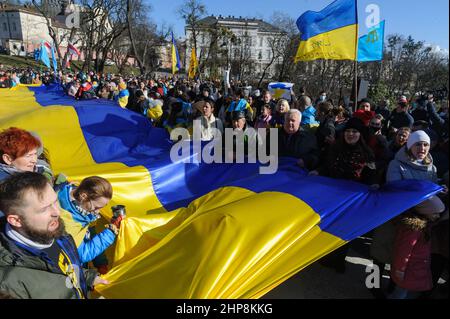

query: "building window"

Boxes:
[12, 22, 16, 31]
[259, 37, 263, 47]
[258, 50, 262, 60]
[267, 50, 271, 59]
[2, 23, 7, 31]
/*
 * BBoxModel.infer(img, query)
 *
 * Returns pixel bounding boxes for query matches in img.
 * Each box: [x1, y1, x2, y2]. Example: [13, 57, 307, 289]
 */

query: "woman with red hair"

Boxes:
[0, 127, 42, 182]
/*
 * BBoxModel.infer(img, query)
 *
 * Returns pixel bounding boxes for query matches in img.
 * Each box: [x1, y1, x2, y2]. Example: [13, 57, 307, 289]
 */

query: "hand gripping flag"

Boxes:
[295, 0, 358, 62]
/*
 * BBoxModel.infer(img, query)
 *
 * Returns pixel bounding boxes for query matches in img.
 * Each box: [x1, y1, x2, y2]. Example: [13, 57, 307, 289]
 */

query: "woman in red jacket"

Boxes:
[389, 207, 443, 299]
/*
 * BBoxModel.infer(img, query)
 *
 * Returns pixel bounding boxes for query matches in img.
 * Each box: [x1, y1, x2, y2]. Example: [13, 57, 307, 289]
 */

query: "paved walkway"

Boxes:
[263, 237, 448, 299]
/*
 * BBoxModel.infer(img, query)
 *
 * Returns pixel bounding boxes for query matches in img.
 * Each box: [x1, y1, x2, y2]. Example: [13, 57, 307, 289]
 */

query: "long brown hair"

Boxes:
[73, 176, 113, 201]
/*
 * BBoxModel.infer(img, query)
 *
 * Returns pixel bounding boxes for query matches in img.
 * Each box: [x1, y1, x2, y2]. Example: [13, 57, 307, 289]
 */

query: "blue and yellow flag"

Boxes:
[171, 32, 182, 75]
[295, 0, 358, 62]
[0, 85, 441, 298]
[357, 20, 385, 62]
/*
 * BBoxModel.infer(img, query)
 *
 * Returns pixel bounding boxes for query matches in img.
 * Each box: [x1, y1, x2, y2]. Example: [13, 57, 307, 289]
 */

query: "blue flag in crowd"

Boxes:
[357, 20, 385, 62]
[51, 43, 58, 74]
[38, 42, 50, 68]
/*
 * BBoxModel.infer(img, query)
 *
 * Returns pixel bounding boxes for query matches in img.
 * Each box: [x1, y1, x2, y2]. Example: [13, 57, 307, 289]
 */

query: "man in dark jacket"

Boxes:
[0, 172, 107, 299]
[278, 109, 319, 170]
[387, 96, 414, 138]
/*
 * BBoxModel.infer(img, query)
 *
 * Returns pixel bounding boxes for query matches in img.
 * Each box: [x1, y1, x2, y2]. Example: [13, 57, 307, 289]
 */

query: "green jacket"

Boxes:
[0, 219, 98, 299]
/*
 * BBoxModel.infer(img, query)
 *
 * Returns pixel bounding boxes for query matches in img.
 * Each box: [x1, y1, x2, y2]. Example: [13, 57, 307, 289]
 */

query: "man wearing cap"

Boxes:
[278, 109, 319, 170]
[223, 111, 261, 161]
[387, 96, 414, 138]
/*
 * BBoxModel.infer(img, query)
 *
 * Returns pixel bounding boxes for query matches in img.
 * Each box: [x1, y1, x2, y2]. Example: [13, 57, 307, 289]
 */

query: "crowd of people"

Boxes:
[0, 66, 448, 299]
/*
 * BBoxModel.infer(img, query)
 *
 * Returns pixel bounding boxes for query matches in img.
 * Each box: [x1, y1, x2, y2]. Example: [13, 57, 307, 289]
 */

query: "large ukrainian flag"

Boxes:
[295, 0, 358, 62]
[0, 85, 441, 298]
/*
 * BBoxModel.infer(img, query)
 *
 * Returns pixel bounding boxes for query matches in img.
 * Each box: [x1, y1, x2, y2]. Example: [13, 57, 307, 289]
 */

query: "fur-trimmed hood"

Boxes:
[400, 214, 428, 231]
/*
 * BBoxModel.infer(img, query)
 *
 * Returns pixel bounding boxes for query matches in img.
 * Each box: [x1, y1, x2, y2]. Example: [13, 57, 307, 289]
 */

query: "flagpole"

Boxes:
[354, 0, 358, 113]
[354, 60, 358, 112]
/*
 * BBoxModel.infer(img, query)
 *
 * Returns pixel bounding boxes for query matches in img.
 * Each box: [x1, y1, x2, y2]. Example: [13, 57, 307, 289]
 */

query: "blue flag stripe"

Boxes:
[296, 0, 357, 41]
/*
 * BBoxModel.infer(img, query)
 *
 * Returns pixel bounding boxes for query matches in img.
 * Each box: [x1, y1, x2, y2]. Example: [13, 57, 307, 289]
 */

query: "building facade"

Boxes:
[0, 3, 81, 57]
[185, 15, 285, 81]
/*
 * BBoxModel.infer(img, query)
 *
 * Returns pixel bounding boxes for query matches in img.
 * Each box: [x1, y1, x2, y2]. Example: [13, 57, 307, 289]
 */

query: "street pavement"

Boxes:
[263, 236, 448, 299]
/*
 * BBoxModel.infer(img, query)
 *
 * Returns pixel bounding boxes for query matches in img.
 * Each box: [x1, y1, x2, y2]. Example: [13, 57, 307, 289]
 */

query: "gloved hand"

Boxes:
[110, 214, 123, 228]
[105, 223, 119, 235]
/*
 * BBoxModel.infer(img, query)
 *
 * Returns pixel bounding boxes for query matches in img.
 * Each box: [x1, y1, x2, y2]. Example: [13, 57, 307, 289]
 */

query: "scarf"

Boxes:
[5, 223, 53, 250]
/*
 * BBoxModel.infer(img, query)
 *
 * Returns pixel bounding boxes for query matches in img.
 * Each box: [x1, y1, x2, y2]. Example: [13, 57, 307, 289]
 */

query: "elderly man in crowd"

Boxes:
[278, 109, 319, 170]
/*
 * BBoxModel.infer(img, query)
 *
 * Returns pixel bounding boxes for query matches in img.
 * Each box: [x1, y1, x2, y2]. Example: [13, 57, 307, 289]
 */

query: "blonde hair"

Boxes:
[405, 148, 432, 165]
[276, 99, 290, 113]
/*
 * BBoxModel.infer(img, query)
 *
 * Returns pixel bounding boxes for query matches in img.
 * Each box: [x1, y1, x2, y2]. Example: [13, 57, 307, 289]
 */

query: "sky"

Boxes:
[145, 0, 449, 52]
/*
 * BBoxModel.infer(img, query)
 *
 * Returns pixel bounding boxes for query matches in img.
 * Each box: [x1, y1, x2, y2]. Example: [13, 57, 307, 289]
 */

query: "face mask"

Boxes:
[320, 95, 326, 101]
[369, 126, 381, 134]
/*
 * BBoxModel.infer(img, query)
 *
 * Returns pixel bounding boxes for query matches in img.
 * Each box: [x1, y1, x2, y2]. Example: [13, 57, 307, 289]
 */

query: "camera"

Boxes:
[111, 205, 126, 218]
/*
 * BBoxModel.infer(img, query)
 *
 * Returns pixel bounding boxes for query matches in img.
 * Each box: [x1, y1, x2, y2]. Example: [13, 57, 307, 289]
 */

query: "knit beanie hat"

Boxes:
[406, 130, 430, 149]
[345, 117, 366, 133]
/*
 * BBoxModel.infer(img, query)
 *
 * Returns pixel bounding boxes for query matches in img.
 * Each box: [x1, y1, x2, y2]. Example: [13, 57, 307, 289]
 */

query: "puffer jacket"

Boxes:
[57, 183, 116, 263]
[0, 219, 97, 299]
[391, 214, 432, 292]
[301, 105, 319, 126]
[386, 146, 438, 183]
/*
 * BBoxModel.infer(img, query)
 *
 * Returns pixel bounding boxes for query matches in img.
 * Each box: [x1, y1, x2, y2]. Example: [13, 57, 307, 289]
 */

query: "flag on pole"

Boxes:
[68, 43, 80, 57]
[38, 41, 50, 68]
[44, 41, 52, 50]
[65, 54, 72, 69]
[188, 48, 198, 79]
[171, 32, 181, 75]
[357, 20, 385, 62]
[295, 0, 358, 62]
[50, 42, 58, 74]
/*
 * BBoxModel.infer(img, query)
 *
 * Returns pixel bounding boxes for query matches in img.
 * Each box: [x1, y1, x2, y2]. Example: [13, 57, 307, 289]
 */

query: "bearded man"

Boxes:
[0, 172, 108, 298]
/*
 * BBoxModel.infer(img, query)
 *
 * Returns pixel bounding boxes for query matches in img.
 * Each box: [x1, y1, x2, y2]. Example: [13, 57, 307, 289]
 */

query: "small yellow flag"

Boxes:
[188, 48, 198, 79]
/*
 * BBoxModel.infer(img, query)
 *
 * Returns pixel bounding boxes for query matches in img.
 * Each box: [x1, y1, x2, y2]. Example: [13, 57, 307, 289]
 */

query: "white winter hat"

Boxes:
[407, 130, 430, 149]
